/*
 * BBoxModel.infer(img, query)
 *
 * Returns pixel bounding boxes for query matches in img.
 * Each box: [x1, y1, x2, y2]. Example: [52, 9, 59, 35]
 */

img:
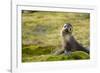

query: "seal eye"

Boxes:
[68, 28, 72, 32]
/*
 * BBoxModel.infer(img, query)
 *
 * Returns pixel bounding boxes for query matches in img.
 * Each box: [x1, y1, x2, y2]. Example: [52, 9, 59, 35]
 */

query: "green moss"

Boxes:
[67, 51, 89, 60]
[22, 51, 89, 62]
[46, 55, 68, 61]
[22, 45, 55, 56]
[22, 55, 68, 62]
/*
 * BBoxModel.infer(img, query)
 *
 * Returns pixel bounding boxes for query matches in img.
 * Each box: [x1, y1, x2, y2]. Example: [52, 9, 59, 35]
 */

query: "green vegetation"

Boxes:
[22, 51, 89, 62]
[22, 10, 90, 62]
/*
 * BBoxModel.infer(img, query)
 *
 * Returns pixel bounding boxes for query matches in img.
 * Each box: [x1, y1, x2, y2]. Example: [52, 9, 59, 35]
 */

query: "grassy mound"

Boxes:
[22, 50, 89, 62]
[67, 51, 89, 60]
[22, 55, 68, 62]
